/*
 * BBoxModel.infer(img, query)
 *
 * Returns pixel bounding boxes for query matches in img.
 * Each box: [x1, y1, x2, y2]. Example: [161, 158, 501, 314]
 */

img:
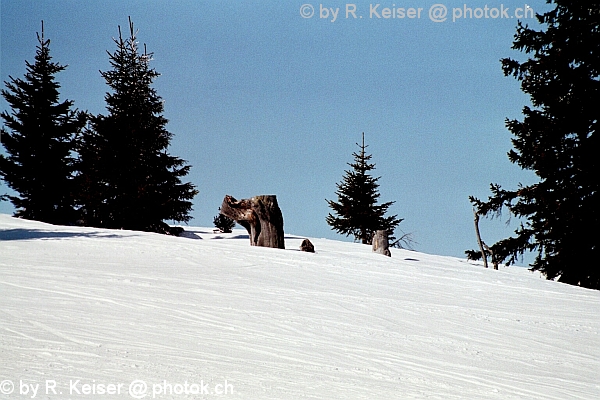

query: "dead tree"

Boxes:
[372, 230, 391, 257]
[483, 242, 499, 270]
[473, 209, 489, 268]
[220, 195, 285, 249]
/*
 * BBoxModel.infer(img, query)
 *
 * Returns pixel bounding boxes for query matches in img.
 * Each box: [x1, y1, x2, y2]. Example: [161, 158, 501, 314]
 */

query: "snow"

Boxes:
[1, 214, 599, 399]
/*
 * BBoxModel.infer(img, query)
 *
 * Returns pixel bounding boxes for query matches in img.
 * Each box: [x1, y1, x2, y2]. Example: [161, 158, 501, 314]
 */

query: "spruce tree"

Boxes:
[468, 2, 599, 289]
[0, 22, 86, 224]
[77, 18, 197, 234]
[213, 209, 236, 233]
[327, 133, 402, 245]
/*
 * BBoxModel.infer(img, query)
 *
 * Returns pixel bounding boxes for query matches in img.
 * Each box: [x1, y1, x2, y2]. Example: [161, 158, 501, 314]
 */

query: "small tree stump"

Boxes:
[220, 195, 285, 249]
[372, 230, 391, 257]
[300, 239, 315, 253]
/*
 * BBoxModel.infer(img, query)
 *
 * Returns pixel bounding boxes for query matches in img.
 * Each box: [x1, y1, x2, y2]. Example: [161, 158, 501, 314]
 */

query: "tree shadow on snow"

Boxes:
[178, 230, 203, 240]
[211, 234, 250, 240]
[209, 234, 306, 241]
[0, 228, 124, 241]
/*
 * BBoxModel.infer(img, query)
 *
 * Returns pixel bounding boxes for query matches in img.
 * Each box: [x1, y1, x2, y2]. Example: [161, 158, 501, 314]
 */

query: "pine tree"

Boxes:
[327, 133, 402, 245]
[468, 2, 599, 289]
[0, 22, 86, 224]
[76, 18, 197, 234]
[213, 209, 236, 233]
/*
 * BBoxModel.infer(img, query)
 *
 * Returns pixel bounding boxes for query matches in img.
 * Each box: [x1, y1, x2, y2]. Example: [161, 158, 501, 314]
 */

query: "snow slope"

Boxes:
[1, 214, 599, 399]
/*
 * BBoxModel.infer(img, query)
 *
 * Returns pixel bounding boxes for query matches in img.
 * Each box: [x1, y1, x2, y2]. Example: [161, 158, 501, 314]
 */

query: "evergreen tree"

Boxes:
[213, 209, 236, 233]
[77, 18, 197, 234]
[0, 22, 86, 224]
[327, 133, 402, 245]
[468, 1, 599, 289]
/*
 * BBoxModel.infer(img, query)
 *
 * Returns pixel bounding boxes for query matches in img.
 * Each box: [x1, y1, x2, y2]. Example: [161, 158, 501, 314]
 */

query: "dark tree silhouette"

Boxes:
[0, 22, 86, 224]
[213, 209, 236, 233]
[76, 18, 197, 234]
[327, 133, 402, 245]
[468, 2, 599, 289]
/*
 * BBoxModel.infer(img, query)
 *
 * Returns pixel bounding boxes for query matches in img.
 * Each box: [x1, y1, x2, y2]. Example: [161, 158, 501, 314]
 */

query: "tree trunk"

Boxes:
[372, 230, 391, 257]
[473, 209, 488, 268]
[220, 195, 285, 249]
[484, 242, 498, 270]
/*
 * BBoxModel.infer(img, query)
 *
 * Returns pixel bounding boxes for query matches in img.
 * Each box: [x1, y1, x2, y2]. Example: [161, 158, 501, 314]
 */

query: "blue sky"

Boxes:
[1, 1, 550, 263]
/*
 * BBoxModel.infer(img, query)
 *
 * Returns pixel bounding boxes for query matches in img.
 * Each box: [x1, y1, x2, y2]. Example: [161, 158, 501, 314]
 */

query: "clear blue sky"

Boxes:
[1, 1, 550, 263]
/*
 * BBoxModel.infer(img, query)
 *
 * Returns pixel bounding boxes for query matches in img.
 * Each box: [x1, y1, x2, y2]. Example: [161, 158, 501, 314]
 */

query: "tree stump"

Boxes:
[300, 239, 315, 253]
[372, 230, 391, 257]
[220, 195, 285, 249]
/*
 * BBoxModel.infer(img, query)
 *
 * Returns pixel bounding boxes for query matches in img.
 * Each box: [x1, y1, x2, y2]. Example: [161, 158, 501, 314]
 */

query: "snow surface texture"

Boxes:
[1, 214, 599, 399]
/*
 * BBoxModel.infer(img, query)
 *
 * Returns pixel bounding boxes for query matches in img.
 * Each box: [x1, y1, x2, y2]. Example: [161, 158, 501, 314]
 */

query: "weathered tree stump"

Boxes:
[220, 195, 285, 249]
[372, 230, 391, 257]
[300, 239, 315, 253]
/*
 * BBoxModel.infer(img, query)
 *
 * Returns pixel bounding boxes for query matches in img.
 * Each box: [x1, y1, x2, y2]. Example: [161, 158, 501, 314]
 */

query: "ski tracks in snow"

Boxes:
[1, 216, 599, 399]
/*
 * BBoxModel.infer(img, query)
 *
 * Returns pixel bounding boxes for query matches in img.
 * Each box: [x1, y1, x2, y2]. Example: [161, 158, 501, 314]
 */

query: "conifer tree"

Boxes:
[77, 18, 197, 234]
[327, 133, 402, 245]
[0, 22, 86, 224]
[213, 209, 236, 233]
[468, 2, 599, 289]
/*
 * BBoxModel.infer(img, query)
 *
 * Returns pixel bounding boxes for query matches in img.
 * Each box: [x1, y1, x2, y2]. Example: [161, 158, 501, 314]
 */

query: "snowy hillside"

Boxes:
[1, 214, 599, 399]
